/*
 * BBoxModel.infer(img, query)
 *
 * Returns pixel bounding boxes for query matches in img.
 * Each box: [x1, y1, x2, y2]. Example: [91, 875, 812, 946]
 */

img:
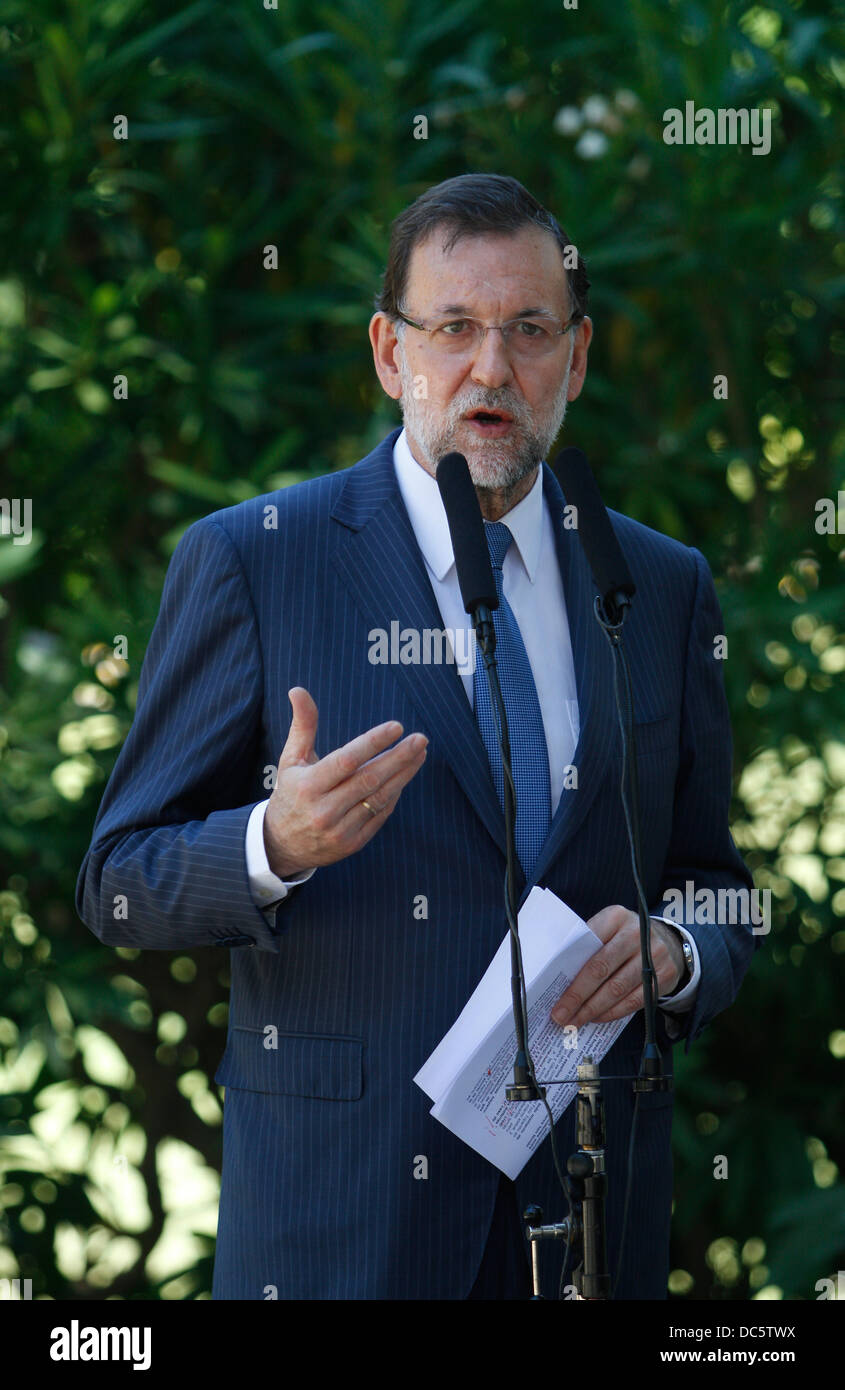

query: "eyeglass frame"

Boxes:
[393, 305, 585, 354]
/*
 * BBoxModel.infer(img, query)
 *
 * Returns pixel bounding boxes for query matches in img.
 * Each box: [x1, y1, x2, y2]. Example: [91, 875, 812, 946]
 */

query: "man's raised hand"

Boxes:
[263, 686, 428, 879]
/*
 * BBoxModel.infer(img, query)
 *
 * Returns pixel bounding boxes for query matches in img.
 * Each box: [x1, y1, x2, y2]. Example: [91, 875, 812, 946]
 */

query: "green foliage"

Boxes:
[0, 0, 843, 1300]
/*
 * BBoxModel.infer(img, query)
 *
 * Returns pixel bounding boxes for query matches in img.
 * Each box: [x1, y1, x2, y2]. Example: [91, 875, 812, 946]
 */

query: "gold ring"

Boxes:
[361, 799, 378, 816]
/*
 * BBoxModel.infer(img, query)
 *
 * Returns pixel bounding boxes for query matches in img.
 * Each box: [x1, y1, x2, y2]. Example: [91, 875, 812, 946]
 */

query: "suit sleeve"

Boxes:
[76, 516, 287, 953]
[649, 546, 760, 1054]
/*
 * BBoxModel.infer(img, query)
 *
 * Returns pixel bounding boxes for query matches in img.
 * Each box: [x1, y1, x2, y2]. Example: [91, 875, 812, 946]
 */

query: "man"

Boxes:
[77, 173, 756, 1300]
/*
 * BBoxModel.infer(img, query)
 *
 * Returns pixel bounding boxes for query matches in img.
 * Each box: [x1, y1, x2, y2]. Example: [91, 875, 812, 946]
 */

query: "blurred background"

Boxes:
[0, 0, 843, 1301]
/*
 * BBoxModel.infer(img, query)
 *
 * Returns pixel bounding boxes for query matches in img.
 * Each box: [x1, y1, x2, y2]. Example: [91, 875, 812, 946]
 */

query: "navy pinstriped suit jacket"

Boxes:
[77, 426, 755, 1300]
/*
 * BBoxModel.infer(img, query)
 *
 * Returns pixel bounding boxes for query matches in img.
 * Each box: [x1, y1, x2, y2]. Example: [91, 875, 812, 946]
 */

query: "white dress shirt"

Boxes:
[244, 428, 700, 1012]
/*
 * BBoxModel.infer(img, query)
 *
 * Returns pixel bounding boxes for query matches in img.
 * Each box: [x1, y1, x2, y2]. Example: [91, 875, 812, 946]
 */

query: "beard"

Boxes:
[396, 334, 575, 503]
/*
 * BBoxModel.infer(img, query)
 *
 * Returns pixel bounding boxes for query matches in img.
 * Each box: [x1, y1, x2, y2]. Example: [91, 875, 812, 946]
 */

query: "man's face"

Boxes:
[370, 225, 592, 501]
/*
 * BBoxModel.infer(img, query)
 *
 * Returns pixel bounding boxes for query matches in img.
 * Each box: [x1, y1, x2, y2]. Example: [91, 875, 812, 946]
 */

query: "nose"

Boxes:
[469, 326, 514, 390]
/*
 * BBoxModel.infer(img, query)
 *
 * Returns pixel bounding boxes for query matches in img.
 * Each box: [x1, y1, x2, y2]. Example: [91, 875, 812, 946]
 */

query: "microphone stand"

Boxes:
[569, 1056, 609, 1300]
[473, 601, 544, 1103]
[523, 587, 672, 1300]
[523, 1055, 605, 1300]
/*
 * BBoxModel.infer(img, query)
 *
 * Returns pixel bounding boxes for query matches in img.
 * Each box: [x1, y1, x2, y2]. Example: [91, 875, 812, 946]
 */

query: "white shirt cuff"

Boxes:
[652, 917, 701, 1012]
[245, 799, 316, 909]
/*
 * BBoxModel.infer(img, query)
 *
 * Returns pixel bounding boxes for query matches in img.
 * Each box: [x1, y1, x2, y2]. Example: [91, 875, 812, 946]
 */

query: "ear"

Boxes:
[369, 312, 403, 400]
[566, 316, 593, 403]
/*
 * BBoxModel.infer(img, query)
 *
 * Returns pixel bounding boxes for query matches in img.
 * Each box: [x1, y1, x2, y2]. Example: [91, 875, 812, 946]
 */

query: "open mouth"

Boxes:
[464, 409, 515, 435]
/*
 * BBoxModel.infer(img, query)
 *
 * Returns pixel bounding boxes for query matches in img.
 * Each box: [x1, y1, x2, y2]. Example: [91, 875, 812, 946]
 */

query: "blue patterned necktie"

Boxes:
[472, 522, 552, 881]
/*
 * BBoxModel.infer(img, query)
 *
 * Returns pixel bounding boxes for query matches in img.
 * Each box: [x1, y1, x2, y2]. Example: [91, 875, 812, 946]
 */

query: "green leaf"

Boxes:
[85, 1, 216, 78]
[147, 459, 254, 505]
[0, 532, 44, 585]
[268, 33, 339, 65]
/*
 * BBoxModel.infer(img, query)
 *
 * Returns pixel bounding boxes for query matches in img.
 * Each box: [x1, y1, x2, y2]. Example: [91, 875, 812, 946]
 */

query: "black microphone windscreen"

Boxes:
[436, 452, 498, 614]
[552, 447, 635, 603]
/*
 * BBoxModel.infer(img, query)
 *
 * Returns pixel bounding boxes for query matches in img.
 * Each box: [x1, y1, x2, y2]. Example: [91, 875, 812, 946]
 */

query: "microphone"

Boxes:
[435, 451, 498, 617]
[551, 447, 635, 624]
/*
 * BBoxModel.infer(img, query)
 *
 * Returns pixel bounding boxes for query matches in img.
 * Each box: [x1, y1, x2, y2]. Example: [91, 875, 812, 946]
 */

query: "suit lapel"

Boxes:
[329, 432, 617, 892]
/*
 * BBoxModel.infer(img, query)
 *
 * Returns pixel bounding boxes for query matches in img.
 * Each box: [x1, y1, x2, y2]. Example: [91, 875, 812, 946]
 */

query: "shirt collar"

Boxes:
[392, 427, 544, 584]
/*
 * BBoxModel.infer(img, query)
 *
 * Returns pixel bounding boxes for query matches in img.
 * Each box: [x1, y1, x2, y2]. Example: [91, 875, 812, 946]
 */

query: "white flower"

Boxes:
[614, 88, 640, 114]
[553, 105, 582, 135]
[582, 95, 611, 125]
[575, 130, 609, 159]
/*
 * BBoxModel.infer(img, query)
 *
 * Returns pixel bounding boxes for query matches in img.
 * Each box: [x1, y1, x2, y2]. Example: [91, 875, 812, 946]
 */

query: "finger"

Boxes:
[343, 744, 428, 831]
[563, 922, 680, 1024]
[271, 734, 426, 869]
[550, 914, 637, 1022]
[306, 719, 407, 795]
[322, 753, 427, 864]
[589, 987, 643, 1024]
[332, 733, 428, 818]
[347, 789, 399, 842]
[278, 687, 320, 768]
[585, 903, 631, 943]
[564, 956, 646, 1025]
[312, 737, 427, 837]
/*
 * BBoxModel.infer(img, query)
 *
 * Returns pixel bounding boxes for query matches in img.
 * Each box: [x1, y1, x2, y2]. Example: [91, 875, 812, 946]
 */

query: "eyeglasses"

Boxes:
[395, 308, 583, 359]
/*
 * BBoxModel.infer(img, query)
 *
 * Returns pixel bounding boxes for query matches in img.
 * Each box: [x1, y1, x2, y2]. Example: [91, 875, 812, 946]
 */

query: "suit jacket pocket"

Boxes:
[214, 1027, 364, 1100]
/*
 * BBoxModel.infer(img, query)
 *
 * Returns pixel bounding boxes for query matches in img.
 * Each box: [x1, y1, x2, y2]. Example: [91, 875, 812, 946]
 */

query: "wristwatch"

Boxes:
[676, 937, 695, 991]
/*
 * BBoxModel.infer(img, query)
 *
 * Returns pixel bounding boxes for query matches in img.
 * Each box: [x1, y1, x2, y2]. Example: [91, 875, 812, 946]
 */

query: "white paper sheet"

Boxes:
[414, 887, 633, 1179]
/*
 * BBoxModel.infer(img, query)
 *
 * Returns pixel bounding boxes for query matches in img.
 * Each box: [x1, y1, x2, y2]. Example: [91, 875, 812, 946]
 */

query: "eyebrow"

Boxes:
[433, 303, 559, 318]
